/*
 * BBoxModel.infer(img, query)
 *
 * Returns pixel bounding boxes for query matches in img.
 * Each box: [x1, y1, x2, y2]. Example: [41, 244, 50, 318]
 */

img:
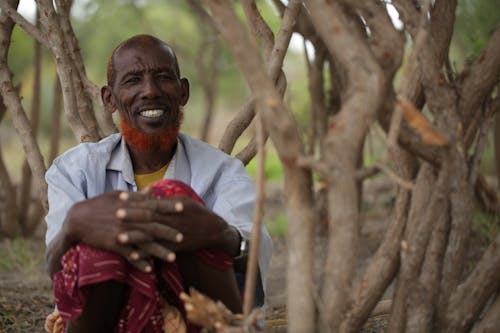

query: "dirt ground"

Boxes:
[0, 179, 485, 332]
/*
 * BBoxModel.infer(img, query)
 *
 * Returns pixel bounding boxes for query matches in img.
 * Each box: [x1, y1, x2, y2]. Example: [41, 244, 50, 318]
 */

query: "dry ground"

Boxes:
[0, 179, 489, 332]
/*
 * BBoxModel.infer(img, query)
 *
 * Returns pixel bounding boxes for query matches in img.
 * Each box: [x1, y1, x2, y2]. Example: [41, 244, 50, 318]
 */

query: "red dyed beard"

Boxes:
[120, 109, 183, 153]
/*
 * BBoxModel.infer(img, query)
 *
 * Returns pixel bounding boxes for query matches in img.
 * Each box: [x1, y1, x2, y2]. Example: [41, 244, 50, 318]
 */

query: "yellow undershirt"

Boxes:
[134, 163, 169, 190]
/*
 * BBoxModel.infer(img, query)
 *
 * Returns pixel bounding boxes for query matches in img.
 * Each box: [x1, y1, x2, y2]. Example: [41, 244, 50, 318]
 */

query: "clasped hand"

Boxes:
[66, 190, 229, 272]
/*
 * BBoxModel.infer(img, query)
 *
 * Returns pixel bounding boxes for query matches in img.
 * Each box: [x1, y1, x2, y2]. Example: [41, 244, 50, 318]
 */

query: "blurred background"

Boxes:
[2, 0, 498, 185]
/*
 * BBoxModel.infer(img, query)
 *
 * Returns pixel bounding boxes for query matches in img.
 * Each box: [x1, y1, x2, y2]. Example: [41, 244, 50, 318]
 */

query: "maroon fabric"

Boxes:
[53, 179, 234, 333]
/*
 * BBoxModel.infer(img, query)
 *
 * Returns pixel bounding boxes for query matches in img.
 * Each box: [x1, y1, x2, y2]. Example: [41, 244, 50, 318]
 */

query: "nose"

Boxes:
[141, 76, 161, 99]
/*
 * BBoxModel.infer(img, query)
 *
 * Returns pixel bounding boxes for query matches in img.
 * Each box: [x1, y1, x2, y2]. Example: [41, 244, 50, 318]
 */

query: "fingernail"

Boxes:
[117, 233, 128, 243]
[175, 201, 183, 212]
[116, 208, 126, 219]
[130, 251, 139, 260]
[176, 233, 183, 243]
[167, 253, 176, 262]
[119, 192, 129, 201]
[185, 303, 194, 311]
[145, 265, 152, 273]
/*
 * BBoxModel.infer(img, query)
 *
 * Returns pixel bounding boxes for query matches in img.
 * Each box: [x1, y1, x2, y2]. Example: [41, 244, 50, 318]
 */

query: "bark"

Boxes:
[19, 11, 42, 233]
[305, 46, 326, 155]
[55, 0, 102, 139]
[49, 75, 63, 165]
[388, 163, 450, 333]
[445, 233, 500, 333]
[340, 148, 418, 333]
[406, 202, 450, 333]
[202, 2, 316, 332]
[0, 145, 20, 237]
[460, 27, 500, 129]
[198, 41, 219, 142]
[495, 112, 500, 189]
[242, 111, 265, 316]
[0, 0, 48, 211]
[0, 0, 97, 143]
[472, 291, 500, 333]
[235, 73, 286, 165]
[218, 1, 300, 155]
[303, 0, 385, 329]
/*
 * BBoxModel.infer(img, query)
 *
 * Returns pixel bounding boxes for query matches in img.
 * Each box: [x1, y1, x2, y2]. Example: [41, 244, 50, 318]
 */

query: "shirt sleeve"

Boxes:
[210, 174, 273, 293]
[44, 158, 87, 246]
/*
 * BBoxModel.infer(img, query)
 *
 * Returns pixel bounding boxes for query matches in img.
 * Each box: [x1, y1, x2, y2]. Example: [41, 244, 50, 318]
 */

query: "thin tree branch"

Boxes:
[218, 0, 300, 155]
[19, 10, 42, 234]
[243, 110, 266, 316]
[469, 102, 497, 185]
[0, 0, 48, 47]
[461, 27, 500, 131]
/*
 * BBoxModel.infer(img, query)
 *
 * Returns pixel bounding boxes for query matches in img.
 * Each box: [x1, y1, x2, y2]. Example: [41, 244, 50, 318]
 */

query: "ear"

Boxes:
[101, 85, 117, 113]
[180, 78, 190, 106]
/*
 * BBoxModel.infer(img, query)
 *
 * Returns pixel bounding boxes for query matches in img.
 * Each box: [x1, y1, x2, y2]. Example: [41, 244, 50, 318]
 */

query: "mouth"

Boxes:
[139, 109, 165, 119]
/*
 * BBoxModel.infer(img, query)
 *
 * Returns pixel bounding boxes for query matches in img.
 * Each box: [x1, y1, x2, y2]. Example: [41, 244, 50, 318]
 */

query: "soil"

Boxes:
[0, 179, 487, 332]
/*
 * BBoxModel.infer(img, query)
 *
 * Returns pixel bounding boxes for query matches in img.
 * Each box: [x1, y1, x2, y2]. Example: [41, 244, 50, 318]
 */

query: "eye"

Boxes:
[123, 76, 140, 85]
[157, 73, 174, 81]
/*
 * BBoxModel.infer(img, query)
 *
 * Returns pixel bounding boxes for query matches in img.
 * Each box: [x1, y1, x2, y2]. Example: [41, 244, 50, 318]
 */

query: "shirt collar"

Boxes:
[107, 133, 184, 186]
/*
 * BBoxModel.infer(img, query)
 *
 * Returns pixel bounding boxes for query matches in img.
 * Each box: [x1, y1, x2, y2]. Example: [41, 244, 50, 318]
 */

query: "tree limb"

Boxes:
[341, 148, 418, 333]
[0, 0, 49, 47]
[202, 2, 316, 332]
[445, 232, 500, 333]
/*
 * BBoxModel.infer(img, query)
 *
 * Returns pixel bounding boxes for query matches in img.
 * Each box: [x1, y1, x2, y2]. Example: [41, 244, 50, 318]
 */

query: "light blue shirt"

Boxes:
[45, 132, 272, 289]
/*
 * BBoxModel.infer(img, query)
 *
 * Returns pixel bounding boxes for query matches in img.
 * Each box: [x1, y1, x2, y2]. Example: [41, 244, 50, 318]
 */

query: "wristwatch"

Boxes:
[234, 229, 249, 260]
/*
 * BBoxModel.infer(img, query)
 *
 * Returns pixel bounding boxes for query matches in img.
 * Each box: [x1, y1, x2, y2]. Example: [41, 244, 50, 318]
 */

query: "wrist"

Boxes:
[221, 225, 242, 258]
[232, 227, 249, 260]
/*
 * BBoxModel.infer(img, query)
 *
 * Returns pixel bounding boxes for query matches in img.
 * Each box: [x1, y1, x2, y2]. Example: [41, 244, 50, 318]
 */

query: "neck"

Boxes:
[128, 142, 177, 174]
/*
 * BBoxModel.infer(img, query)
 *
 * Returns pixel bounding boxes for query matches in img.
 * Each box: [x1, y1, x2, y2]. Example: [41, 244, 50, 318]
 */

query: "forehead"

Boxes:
[113, 42, 177, 76]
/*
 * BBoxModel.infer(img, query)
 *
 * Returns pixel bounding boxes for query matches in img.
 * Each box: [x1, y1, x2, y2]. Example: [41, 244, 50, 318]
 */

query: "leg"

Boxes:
[176, 253, 243, 313]
[66, 280, 128, 333]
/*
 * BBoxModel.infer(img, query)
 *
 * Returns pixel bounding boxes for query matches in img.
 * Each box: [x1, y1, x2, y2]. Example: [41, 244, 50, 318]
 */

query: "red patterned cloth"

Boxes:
[53, 179, 234, 333]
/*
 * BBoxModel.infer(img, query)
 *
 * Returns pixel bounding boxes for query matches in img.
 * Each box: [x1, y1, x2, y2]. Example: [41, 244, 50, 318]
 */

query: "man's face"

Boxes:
[103, 41, 189, 139]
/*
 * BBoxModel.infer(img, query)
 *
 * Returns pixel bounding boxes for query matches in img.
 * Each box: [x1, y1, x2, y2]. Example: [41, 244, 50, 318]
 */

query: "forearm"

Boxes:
[46, 222, 76, 279]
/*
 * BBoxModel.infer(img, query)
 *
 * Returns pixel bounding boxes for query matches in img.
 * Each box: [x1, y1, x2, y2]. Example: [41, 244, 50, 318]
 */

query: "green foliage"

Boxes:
[472, 209, 500, 245]
[265, 213, 287, 238]
[451, 0, 500, 68]
[245, 146, 283, 181]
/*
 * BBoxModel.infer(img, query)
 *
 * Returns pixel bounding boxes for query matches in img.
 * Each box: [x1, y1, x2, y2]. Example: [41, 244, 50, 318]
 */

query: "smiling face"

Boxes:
[102, 35, 189, 152]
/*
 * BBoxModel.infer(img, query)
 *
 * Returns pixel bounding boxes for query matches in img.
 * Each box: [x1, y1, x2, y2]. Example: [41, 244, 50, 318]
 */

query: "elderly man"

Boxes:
[44, 34, 272, 333]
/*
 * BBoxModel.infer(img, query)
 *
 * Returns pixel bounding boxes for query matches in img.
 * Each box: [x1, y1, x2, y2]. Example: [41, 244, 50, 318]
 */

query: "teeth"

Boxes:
[140, 109, 164, 118]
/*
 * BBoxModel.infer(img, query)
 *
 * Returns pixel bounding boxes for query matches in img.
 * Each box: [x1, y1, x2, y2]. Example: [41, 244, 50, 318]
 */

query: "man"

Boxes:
[44, 34, 272, 332]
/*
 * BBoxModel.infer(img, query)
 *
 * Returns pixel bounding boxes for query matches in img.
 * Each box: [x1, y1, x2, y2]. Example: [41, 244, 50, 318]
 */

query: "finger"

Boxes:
[140, 186, 152, 195]
[44, 313, 56, 332]
[116, 230, 153, 245]
[111, 245, 152, 273]
[125, 197, 184, 214]
[128, 258, 153, 273]
[53, 316, 63, 333]
[118, 191, 152, 203]
[139, 242, 176, 262]
[126, 222, 183, 244]
[116, 207, 155, 222]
